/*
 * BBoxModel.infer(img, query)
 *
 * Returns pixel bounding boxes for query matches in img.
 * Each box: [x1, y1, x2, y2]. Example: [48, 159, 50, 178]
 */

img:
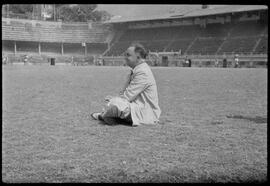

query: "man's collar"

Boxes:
[132, 60, 146, 72]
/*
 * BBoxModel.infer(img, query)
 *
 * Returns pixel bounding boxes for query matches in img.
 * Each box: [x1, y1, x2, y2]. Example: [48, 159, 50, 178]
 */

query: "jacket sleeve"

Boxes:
[123, 71, 148, 102]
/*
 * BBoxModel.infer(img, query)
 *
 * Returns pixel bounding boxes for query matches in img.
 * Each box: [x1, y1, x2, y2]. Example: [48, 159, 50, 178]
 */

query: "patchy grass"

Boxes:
[2, 66, 267, 183]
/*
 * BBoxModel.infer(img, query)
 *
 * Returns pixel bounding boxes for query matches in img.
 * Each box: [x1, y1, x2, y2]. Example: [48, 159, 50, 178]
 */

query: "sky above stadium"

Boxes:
[97, 4, 228, 19]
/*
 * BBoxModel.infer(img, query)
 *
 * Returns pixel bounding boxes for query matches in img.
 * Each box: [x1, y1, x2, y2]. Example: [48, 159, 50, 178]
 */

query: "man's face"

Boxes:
[125, 47, 138, 68]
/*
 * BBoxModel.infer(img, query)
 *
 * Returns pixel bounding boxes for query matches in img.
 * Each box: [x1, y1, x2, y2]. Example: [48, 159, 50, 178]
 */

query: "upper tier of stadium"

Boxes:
[105, 5, 267, 23]
[102, 5, 268, 56]
[2, 17, 110, 43]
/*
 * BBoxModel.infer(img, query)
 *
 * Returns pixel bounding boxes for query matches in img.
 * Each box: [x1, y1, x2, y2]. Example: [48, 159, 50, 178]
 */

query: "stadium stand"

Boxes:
[105, 41, 130, 56]
[86, 43, 108, 55]
[2, 5, 267, 67]
[2, 18, 109, 43]
[254, 36, 268, 54]
[151, 27, 176, 40]
[198, 23, 231, 38]
[41, 42, 62, 54]
[229, 21, 266, 37]
[2, 21, 106, 43]
[2, 18, 110, 64]
[218, 37, 258, 54]
[167, 39, 193, 53]
[187, 38, 225, 55]
[103, 5, 267, 59]
[2, 18, 111, 66]
[2, 40, 14, 53]
[174, 25, 201, 39]
[142, 41, 169, 52]
[63, 43, 85, 55]
[105, 20, 267, 56]
[16, 41, 39, 53]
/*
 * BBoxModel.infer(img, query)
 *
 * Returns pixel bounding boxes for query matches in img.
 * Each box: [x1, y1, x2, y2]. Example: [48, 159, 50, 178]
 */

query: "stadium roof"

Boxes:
[105, 5, 268, 24]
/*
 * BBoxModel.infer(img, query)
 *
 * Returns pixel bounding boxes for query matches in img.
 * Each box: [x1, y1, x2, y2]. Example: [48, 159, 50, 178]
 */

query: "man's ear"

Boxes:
[135, 52, 140, 59]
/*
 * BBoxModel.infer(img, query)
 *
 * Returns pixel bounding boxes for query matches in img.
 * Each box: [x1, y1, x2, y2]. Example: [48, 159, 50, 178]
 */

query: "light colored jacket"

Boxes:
[123, 62, 161, 126]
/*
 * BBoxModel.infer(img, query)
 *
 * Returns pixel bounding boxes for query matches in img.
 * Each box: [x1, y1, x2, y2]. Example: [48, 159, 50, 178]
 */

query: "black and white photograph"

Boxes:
[2, 4, 267, 183]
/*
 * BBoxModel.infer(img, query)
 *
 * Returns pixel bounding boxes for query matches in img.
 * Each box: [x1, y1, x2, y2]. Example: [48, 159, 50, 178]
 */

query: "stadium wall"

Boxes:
[100, 53, 267, 68]
[2, 17, 110, 64]
[101, 8, 267, 68]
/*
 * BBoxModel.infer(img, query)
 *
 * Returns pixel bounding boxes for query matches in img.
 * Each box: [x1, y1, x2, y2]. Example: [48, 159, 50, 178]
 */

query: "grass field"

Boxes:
[2, 65, 267, 183]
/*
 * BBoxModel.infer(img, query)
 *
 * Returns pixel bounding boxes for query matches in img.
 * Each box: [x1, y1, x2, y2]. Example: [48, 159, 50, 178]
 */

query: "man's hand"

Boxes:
[105, 95, 113, 102]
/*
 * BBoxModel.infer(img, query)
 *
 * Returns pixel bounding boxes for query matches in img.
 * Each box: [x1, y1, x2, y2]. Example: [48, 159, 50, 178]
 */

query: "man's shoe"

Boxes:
[132, 123, 139, 127]
[91, 112, 103, 121]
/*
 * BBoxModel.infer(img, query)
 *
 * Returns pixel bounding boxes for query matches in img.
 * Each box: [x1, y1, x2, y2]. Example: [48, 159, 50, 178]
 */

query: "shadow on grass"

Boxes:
[96, 118, 133, 127]
[226, 115, 267, 124]
[96, 118, 166, 127]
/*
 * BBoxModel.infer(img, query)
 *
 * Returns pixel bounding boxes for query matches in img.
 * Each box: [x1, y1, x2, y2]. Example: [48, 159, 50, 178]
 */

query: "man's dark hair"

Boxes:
[131, 43, 148, 59]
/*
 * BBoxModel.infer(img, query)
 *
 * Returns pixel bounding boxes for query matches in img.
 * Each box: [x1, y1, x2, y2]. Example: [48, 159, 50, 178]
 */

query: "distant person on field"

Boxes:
[2, 56, 7, 64]
[185, 56, 189, 67]
[23, 54, 29, 65]
[234, 54, 239, 68]
[91, 43, 161, 127]
[215, 59, 219, 67]
[223, 58, 227, 68]
[98, 58, 103, 66]
[188, 58, 192, 67]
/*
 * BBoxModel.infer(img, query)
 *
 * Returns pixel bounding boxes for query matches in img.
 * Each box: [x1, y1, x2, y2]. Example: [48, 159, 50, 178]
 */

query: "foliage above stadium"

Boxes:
[56, 4, 112, 22]
[105, 5, 267, 24]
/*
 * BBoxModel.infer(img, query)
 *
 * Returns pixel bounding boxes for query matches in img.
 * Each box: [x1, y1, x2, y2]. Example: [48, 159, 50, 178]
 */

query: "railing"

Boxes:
[161, 52, 267, 57]
[101, 53, 267, 60]
[2, 13, 33, 20]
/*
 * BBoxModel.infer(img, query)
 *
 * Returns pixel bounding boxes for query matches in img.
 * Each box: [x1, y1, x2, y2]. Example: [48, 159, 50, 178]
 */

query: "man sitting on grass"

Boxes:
[91, 43, 161, 127]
